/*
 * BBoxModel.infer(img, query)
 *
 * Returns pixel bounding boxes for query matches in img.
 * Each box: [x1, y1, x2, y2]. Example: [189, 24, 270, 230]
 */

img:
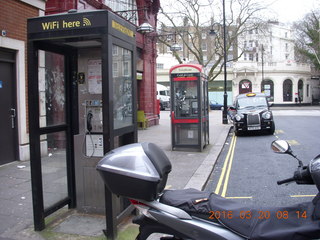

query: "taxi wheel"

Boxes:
[234, 128, 242, 136]
[268, 123, 275, 135]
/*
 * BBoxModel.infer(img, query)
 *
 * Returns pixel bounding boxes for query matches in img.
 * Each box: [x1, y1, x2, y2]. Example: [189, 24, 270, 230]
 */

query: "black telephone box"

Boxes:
[27, 10, 137, 238]
[170, 64, 209, 151]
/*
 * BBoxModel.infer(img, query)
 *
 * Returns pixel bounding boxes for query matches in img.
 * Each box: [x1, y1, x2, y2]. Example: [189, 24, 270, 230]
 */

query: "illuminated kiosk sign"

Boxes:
[28, 10, 135, 41]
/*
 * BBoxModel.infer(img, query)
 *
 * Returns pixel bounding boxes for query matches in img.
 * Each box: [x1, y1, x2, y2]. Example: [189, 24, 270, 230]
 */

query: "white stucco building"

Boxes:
[234, 21, 319, 104]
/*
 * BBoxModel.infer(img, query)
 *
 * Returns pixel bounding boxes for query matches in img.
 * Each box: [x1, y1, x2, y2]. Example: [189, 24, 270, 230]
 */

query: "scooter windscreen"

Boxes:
[309, 154, 320, 190]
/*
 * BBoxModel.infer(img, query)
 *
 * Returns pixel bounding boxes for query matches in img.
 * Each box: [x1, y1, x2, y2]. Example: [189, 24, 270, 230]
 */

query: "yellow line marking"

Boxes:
[214, 134, 235, 195]
[275, 130, 284, 134]
[290, 195, 316, 198]
[214, 134, 237, 197]
[226, 196, 253, 199]
[287, 140, 300, 145]
[221, 135, 237, 197]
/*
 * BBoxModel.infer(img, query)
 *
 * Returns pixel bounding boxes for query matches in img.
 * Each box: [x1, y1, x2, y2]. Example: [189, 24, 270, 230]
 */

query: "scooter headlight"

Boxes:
[235, 114, 244, 121]
[262, 111, 272, 120]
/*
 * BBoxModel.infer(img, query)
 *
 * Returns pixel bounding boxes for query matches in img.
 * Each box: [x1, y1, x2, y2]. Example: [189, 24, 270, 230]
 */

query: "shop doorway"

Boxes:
[283, 79, 293, 102]
[0, 49, 17, 165]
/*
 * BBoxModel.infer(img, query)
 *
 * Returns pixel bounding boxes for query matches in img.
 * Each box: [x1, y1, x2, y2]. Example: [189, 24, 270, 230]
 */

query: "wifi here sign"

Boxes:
[28, 12, 108, 34]
[41, 17, 92, 30]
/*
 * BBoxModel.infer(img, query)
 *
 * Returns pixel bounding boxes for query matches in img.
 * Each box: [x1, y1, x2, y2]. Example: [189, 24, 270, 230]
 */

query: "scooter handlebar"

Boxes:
[277, 177, 295, 185]
[277, 166, 313, 185]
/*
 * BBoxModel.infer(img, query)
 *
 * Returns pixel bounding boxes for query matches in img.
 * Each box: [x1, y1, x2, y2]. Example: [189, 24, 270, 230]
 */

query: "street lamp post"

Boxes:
[222, 0, 228, 124]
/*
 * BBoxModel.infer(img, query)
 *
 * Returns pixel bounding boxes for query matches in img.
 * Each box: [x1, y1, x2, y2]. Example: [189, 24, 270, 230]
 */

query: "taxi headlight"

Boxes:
[262, 111, 272, 120]
[235, 114, 243, 121]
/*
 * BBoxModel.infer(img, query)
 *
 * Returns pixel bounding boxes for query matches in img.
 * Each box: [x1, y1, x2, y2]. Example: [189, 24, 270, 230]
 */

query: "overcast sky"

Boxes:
[159, 0, 319, 26]
[266, 0, 319, 23]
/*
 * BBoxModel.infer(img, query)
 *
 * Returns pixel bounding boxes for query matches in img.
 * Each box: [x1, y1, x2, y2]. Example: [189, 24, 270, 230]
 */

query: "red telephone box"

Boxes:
[170, 64, 209, 151]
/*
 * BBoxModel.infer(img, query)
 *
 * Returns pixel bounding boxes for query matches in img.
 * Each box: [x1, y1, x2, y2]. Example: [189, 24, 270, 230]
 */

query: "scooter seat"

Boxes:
[160, 188, 320, 240]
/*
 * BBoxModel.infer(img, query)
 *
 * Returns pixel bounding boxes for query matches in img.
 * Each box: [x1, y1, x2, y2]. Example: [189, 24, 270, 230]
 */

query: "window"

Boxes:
[113, 62, 118, 77]
[202, 42, 207, 51]
[157, 63, 164, 69]
[112, 46, 118, 56]
[249, 54, 253, 61]
[105, 0, 137, 24]
[261, 79, 274, 101]
[123, 61, 129, 76]
[202, 32, 207, 39]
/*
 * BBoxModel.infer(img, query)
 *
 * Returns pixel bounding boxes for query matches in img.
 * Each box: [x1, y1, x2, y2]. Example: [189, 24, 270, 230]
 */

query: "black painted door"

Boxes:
[0, 50, 17, 165]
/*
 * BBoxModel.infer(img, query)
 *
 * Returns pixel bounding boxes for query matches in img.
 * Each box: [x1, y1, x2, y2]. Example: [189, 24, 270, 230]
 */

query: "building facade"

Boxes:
[234, 21, 318, 104]
[0, 0, 46, 163]
[156, 21, 320, 105]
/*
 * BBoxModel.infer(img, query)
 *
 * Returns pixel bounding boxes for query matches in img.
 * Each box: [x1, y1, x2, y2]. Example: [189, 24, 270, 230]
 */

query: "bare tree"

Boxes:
[158, 0, 267, 81]
[294, 11, 320, 70]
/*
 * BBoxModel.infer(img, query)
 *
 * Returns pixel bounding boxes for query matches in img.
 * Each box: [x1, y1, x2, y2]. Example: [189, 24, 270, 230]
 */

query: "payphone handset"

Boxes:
[83, 100, 104, 157]
[85, 100, 103, 133]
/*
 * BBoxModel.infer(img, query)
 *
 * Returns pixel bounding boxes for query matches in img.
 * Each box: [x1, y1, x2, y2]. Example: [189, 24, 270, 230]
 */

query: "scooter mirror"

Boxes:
[271, 140, 292, 154]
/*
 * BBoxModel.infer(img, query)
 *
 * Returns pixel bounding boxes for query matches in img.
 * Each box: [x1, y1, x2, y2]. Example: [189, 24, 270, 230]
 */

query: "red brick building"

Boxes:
[0, 0, 45, 163]
[45, 0, 159, 126]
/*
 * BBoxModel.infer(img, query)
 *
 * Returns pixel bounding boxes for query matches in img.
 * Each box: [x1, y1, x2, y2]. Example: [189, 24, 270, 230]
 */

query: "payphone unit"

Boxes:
[85, 100, 103, 157]
[170, 64, 209, 151]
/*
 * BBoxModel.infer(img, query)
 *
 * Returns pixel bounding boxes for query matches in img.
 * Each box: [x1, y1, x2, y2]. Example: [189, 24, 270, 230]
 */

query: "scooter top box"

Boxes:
[96, 142, 172, 201]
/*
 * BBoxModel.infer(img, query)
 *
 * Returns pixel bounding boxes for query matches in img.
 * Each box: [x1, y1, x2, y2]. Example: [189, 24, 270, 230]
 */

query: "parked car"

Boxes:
[210, 100, 223, 110]
[157, 84, 170, 110]
[231, 92, 275, 136]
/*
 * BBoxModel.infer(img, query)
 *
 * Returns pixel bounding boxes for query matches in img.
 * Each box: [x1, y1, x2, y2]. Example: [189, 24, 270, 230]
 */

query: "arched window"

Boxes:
[298, 79, 303, 102]
[283, 79, 293, 102]
[239, 79, 252, 94]
[261, 79, 274, 102]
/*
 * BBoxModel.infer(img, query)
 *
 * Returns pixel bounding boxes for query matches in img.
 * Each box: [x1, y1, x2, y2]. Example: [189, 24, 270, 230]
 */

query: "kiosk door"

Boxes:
[28, 46, 76, 230]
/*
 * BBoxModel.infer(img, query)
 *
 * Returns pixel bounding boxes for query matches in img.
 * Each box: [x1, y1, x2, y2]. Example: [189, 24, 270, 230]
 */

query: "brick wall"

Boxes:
[0, 0, 39, 41]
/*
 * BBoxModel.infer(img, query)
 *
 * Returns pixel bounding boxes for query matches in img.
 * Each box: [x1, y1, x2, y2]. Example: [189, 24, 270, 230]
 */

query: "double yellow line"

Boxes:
[214, 134, 237, 197]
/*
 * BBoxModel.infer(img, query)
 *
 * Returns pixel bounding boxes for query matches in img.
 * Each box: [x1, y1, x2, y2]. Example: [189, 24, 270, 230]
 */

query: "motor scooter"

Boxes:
[96, 140, 320, 240]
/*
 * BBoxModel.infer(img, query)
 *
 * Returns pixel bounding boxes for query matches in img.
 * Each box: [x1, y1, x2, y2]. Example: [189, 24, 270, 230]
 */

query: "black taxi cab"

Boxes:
[231, 92, 275, 136]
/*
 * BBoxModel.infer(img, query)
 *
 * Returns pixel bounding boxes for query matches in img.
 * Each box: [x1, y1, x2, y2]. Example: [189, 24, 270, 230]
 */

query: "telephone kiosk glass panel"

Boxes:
[174, 81, 198, 118]
[112, 45, 133, 129]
